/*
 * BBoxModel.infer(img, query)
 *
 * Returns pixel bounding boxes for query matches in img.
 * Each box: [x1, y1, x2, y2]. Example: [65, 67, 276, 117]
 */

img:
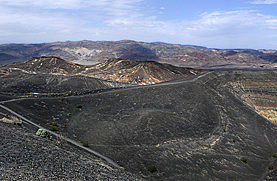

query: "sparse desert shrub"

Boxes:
[147, 165, 157, 173]
[49, 125, 58, 131]
[57, 133, 68, 145]
[36, 129, 50, 138]
[268, 164, 274, 170]
[273, 154, 277, 158]
[14, 121, 22, 127]
[241, 157, 247, 164]
[10, 116, 23, 127]
[83, 142, 89, 147]
[50, 122, 58, 126]
[77, 104, 82, 108]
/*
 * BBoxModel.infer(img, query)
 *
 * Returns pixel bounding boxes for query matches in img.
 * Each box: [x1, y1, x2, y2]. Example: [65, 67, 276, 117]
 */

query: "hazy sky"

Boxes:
[1, 0, 277, 49]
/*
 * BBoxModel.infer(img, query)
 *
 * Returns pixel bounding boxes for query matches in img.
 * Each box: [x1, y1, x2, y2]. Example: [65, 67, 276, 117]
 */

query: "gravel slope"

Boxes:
[0, 121, 142, 180]
[4, 70, 277, 180]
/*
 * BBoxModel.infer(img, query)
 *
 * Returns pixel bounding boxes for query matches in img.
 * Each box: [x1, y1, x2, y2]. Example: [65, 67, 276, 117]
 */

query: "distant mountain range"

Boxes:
[1, 40, 277, 69]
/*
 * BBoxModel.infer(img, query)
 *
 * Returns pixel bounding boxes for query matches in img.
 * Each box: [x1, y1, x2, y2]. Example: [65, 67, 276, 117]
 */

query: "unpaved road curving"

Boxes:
[1, 70, 277, 180]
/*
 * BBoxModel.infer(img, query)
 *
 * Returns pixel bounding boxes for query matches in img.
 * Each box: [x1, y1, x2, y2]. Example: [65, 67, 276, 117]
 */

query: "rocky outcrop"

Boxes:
[225, 70, 277, 125]
[81, 58, 208, 85]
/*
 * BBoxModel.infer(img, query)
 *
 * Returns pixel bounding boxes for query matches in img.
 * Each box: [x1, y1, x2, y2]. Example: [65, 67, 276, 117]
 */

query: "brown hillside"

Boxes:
[2, 56, 207, 85]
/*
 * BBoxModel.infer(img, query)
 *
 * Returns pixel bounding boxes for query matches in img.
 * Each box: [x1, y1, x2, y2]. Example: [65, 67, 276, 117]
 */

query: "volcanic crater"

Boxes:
[0, 57, 277, 180]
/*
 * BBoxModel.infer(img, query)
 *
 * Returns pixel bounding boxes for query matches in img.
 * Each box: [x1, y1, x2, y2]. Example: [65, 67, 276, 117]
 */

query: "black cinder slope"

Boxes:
[4, 70, 277, 180]
[0, 73, 130, 95]
[7, 56, 86, 74]
[0, 121, 142, 180]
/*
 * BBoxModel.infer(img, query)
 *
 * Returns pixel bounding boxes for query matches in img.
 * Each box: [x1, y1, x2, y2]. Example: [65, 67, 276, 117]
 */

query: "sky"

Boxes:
[0, 0, 277, 49]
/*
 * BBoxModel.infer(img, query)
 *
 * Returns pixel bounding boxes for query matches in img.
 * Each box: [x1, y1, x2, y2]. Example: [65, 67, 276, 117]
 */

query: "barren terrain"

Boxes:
[0, 121, 142, 180]
[0, 56, 207, 87]
[228, 71, 277, 125]
[1, 69, 277, 180]
[1, 40, 277, 70]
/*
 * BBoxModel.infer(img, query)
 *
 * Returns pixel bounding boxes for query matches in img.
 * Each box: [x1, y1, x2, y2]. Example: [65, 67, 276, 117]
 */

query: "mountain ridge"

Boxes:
[1, 56, 208, 85]
[1, 40, 277, 69]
